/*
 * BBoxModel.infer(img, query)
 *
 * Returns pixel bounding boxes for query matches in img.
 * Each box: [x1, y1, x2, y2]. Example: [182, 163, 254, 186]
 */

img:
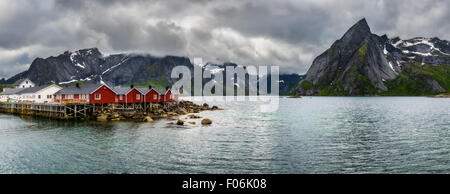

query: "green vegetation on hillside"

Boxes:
[358, 43, 368, 62]
[124, 77, 171, 89]
[296, 62, 450, 96]
[299, 81, 314, 90]
[381, 63, 450, 96]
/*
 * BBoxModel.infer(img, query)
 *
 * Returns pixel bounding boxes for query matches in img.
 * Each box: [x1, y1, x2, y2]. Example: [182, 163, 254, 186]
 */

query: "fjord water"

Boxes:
[0, 97, 449, 174]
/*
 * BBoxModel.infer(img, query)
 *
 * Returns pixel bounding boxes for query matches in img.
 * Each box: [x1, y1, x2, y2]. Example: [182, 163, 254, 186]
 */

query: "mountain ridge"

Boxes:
[295, 18, 450, 96]
[5, 48, 303, 95]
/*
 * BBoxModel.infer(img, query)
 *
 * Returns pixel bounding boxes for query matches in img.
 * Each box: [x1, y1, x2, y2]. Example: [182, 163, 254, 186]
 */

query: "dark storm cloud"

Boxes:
[211, 1, 332, 45]
[0, 0, 449, 78]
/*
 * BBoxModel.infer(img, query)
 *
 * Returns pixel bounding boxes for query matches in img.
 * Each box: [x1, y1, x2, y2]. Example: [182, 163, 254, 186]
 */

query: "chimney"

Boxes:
[130, 84, 134, 89]
[76, 83, 80, 88]
[166, 86, 170, 90]
[148, 85, 152, 89]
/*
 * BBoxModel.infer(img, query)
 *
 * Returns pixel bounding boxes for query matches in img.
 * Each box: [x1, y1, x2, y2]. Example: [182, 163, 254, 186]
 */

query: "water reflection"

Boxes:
[0, 97, 449, 173]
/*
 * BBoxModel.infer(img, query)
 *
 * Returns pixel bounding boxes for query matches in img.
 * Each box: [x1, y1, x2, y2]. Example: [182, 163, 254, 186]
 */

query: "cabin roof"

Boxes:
[55, 84, 105, 95]
[16, 84, 60, 94]
[113, 88, 133, 95]
[0, 88, 27, 95]
[136, 88, 151, 95]
[154, 89, 167, 95]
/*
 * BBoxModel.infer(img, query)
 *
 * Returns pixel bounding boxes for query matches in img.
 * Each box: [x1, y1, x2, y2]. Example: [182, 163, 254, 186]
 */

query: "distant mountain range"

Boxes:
[4, 48, 303, 95]
[295, 18, 450, 96]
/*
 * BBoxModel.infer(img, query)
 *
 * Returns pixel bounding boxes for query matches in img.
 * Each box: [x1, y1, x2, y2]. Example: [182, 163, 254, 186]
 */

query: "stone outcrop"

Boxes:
[201, 119, 212, 125]
[176, 119, 185, 125]
[90, 100, 221, 122]
[143, 116, 153, 122]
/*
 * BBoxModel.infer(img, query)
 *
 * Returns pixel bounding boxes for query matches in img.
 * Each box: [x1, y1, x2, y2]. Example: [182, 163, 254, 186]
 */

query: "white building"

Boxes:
[0, 84, 62, 103]
[18, 84, 62, 103]
[12, 78, 35, 88]
[0, 88, 26, 102]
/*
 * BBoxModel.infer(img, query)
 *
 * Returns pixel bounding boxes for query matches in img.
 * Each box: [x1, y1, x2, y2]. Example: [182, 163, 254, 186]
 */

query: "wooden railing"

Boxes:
[54, 99, 89, 104]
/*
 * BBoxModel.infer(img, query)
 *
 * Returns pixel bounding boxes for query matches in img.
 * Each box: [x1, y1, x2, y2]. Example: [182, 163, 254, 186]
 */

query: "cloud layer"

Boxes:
[0, 0, 449, 78]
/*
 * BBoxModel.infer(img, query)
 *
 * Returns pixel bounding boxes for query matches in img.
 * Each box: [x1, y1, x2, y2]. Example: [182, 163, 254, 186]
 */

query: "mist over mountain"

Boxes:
[5, 49, 302, 95]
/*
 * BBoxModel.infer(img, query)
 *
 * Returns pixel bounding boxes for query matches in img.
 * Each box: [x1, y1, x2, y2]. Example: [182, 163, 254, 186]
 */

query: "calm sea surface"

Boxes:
[0, 97, 449, 174]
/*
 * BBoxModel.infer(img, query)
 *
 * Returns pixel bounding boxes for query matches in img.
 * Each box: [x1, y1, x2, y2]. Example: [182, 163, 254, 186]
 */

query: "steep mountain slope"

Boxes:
[296, 18, 450, 96]
[7, 48, 194, 88]
[7, 48, 300, 94]
[279, 74, 306, 95]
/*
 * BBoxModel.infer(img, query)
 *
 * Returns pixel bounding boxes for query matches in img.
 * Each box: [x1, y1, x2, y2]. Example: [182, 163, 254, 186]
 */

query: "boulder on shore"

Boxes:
[111, 112, 121, 118]
[167, 112, 178, 116]
[201, 119, 212, 125]
[433, 94, 450, 98]
[143, 116, 153, 122]
[188, 114, 202, 119]
[176, 119, 185, 125]
[97, 114, 108, 122]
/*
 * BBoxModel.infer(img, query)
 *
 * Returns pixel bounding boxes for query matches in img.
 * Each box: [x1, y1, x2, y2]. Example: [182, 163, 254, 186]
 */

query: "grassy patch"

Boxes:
[358, 43, 368, 62]
[381, 63, 450, 95]
[124, 77, 170, 89]
[299, 81, 314, 90]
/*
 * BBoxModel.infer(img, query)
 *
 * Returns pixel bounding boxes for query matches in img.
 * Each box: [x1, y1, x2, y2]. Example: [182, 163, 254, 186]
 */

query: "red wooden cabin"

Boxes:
[113, 87, 143, 104]
[155, 88, 176, 102]
[54, 84, 116, 104]
[163, 89, 176, 102]
[90, 85, 116, 104]
[138, 87, 161, 103]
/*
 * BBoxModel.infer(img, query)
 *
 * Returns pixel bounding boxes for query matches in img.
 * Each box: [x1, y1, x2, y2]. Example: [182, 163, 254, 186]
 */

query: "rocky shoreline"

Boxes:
[432, 94, 450, 98]
[94, 100, 222, 125]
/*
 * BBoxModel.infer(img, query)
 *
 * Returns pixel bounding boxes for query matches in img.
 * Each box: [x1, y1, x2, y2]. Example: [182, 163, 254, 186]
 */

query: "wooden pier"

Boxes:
[0, 101, 176, 120]
[0, 102, 90, 119]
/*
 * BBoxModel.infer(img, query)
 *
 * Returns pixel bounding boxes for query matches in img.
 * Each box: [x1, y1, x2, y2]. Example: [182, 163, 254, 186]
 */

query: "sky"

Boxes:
[0, 0, 449, 79]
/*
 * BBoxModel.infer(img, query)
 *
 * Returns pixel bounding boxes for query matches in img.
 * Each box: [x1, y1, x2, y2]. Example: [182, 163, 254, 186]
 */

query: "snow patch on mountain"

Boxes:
[383, 46, 388, 55]
[59, 79, 78, 84]
[392, 37, 450, 56]
[102, 57, 129, 75]
[70, 51, 86, 69]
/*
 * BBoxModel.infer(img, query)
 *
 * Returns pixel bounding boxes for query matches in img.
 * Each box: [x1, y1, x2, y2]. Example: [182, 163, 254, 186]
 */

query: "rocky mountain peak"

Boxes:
[340, 18, 371, 44]
[78, 48, 102, 57]
[296, 18, 450, 96]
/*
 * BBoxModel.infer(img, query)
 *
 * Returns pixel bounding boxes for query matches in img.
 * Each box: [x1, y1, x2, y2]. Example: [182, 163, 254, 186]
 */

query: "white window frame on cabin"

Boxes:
[153, 94, 157, 100]
[95, 94, 101, 100]
[136, 94, 141, 100]
[119, 95, 123, 100]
